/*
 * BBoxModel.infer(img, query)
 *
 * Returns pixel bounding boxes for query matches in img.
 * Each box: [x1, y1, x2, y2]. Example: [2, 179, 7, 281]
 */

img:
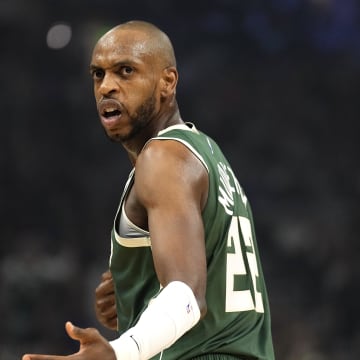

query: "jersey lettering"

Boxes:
[218, 162, 235, 215]
[218, 162, 247, 215]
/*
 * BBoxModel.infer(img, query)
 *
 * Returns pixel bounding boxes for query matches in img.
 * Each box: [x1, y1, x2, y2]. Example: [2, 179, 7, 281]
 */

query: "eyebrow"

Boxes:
[89, 58, 142, 72]
[89, 64, 100, 72]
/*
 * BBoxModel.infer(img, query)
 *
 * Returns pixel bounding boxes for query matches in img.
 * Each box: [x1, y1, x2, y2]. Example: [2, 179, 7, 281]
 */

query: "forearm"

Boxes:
[110, 281, 201, 360]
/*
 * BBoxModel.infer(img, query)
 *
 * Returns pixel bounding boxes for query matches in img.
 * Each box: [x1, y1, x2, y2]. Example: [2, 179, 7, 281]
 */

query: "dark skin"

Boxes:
[23, 21, 208, 360]
[95, 271, 117, 331]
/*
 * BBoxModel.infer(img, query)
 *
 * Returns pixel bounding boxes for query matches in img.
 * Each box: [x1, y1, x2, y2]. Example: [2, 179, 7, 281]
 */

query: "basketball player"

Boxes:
[23, 20, 275, 360]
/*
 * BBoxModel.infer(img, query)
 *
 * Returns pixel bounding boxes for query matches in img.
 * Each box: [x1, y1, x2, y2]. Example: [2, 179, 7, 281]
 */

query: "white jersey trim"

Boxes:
[157, 123, 198, 135]
[114, 231, 151, 248]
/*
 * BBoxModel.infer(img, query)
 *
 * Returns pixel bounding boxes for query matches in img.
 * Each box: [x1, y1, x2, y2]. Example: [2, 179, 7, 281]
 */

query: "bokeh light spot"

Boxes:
[46, 23, 72, 49]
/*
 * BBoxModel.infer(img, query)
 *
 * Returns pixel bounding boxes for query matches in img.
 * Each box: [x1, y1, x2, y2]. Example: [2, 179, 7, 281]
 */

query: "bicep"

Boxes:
[149, 198, 206, 288]
[135, 140, 208, 306]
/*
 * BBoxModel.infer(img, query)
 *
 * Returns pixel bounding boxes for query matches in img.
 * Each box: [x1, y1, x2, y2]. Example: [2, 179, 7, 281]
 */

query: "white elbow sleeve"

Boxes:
[110, 281, 201, 360]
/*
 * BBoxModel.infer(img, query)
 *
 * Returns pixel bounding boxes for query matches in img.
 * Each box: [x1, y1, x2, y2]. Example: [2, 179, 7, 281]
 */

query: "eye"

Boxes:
[91, 68, 104, 80]
[120, 66, 133, 76]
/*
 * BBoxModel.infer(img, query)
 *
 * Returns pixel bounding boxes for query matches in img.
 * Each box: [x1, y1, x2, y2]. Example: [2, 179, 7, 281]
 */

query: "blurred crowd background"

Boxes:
[1, 0, 359, 359]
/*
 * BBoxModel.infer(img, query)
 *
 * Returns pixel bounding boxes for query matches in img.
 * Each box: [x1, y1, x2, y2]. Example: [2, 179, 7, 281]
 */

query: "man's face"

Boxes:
[90, 29, 161, 143]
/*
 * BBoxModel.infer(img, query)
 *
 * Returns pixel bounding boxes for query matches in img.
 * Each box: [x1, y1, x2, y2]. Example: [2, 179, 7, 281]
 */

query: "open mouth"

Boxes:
[98, 98, 123, 124]
[103, 108, 121, 118]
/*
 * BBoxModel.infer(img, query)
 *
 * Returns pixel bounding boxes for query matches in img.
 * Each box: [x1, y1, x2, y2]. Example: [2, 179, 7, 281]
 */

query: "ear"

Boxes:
[160, 67, 178, 99]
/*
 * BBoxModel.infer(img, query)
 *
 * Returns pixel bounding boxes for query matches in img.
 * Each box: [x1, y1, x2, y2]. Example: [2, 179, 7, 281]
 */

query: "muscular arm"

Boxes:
[134, 139, 209, 317]
[22, 140, 210, 360]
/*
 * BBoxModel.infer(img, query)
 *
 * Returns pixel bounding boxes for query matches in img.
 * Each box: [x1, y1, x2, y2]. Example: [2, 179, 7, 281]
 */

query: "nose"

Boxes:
[98, 72, 119, 96]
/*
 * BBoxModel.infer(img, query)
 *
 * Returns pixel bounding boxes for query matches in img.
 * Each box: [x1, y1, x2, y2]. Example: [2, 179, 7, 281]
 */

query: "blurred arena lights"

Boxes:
[46, 22, 72, 49]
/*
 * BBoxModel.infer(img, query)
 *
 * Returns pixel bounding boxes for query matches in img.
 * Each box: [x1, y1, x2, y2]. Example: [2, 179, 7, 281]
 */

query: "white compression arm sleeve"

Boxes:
[109, 281, 201, 360]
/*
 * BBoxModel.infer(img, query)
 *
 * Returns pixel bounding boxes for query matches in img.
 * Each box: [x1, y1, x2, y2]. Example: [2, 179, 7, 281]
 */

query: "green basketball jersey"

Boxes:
[109, 123, 275, 360]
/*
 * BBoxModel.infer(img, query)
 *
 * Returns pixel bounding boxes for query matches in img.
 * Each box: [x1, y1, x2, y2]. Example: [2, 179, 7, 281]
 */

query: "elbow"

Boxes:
[199, 300, 207, 319]
[195, 294, 207, 319]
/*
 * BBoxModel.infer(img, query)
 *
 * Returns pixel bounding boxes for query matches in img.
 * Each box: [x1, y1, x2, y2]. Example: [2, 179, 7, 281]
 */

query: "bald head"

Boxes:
[90, 20, 180, 146]
[94, 20, 176, 70]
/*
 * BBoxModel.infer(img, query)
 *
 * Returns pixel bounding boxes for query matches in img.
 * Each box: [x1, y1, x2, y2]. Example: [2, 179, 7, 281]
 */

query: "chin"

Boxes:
[107, 133, 125, 143]
[103, 127, 126, 143]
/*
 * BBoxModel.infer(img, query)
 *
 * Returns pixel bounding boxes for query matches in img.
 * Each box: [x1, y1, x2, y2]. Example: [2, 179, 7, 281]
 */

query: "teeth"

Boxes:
[105, 107, 117, 113]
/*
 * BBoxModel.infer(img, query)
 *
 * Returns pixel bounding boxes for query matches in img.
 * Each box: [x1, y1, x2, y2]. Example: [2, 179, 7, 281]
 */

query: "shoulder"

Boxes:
[135, 138, 208, 208]
[136, 139, 206, 187]
[140, 137, 193, 162]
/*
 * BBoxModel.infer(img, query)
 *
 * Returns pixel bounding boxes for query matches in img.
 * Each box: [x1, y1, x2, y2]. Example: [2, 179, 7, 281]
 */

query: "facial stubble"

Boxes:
[105, 93, 157, 143]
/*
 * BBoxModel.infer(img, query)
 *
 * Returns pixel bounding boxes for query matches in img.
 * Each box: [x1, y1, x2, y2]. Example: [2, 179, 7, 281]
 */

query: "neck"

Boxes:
[124, 102, 183, 165]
